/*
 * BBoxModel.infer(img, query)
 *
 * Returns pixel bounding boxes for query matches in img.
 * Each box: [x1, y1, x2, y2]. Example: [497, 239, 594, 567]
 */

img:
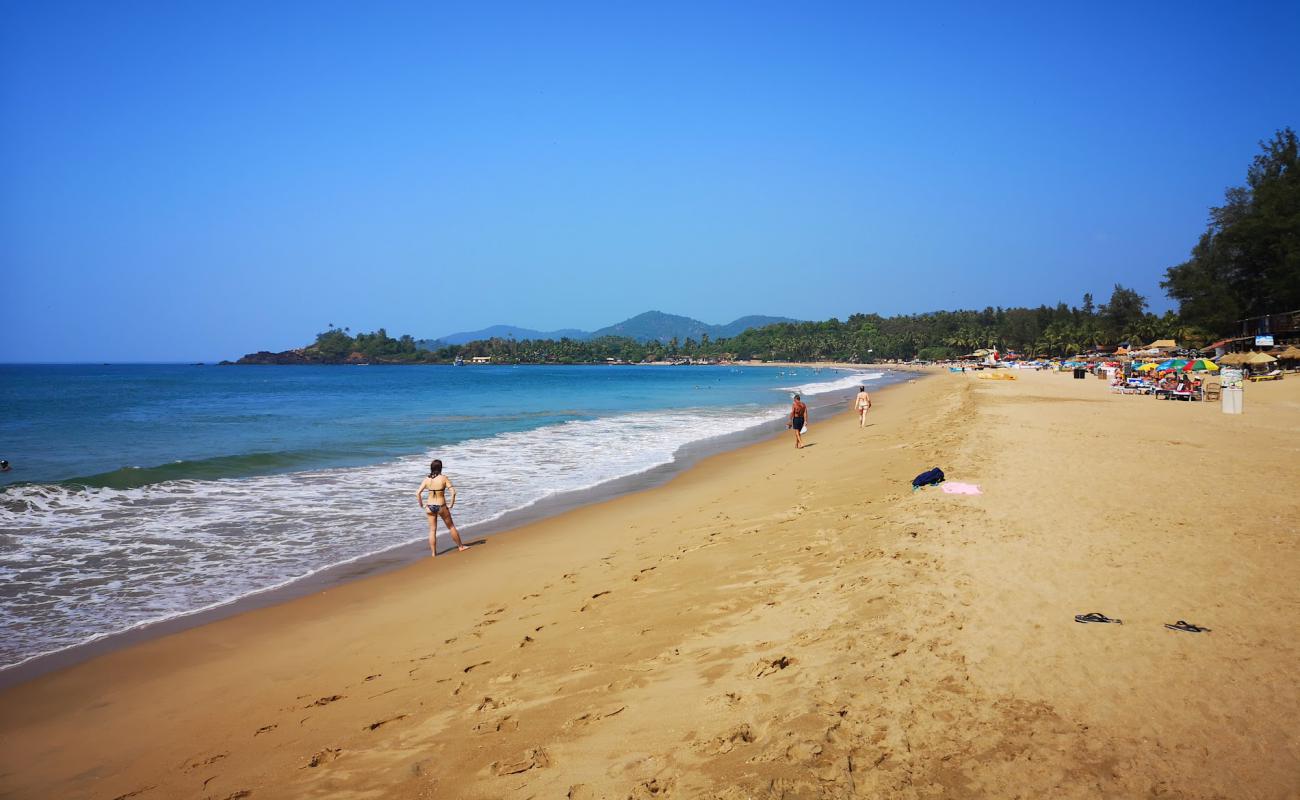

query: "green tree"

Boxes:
[1100, 284, 1147, 338]
[1163, 128, 1300, 334]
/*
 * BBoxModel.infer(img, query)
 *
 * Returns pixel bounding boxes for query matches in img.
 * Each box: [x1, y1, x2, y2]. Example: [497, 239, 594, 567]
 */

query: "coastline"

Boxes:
[2, 371, 1295, 799]
[0, 366, 906, 688]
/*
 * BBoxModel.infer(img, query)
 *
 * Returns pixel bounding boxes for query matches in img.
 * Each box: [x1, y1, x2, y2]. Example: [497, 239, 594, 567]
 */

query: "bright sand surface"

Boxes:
[2, 370, 1298, 799]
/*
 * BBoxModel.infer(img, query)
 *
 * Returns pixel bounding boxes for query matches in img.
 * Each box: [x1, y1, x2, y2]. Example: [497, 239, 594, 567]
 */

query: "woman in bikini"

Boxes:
[853, 385, 872, 427]
[416, 459, 468, 556]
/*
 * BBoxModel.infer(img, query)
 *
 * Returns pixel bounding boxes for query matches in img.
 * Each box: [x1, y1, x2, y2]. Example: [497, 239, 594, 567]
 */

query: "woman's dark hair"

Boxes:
[429, 459, 442, 477]
[859, 386, 866, 391]
[793, 394, 801, 400]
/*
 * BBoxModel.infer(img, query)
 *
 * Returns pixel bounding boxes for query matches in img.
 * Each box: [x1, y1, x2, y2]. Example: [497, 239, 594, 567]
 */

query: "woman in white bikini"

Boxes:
[415, 459, 467, 556]
[853, 385, 872, 427]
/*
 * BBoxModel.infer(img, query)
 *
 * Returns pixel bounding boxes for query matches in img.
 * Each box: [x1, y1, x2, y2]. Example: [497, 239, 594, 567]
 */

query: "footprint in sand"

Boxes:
[253, 724, 277, 737]
[463, 660, 491, 673]
[755, 656, 793, 678]
[472, 714, 519, 735]
[564, 705, 626, 729]
[698, 723, 756, 755]
[475, 695, 509, 712]
[305, 747, 341, 768]
[492, 747, 550, 775]
[363, 714, 407, 731]
[306, 694, 344, 708]
[184, 753, 228, 770]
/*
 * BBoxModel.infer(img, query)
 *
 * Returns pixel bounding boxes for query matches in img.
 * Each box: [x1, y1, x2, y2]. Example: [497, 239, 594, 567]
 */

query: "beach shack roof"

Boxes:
[1145, 339, 1178, 350]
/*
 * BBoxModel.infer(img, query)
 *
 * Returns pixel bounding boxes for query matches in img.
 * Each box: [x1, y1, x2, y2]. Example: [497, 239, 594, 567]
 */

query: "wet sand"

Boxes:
[1, 370, 1297, 799]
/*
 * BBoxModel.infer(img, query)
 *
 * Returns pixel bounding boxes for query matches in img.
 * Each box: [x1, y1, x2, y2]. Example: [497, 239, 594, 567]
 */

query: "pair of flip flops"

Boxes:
[1074, 612, 1210, 633]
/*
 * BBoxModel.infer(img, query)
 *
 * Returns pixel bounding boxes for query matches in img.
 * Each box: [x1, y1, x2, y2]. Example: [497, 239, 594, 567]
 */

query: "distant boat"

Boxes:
[454, 356, 465, 366]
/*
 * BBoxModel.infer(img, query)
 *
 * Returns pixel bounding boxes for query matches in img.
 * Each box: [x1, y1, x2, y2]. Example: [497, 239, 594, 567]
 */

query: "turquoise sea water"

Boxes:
[0, 363, 901, 671]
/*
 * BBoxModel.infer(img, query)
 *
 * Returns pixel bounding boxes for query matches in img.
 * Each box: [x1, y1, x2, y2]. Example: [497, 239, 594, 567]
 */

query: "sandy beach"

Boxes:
[2, 369, 1298, 799]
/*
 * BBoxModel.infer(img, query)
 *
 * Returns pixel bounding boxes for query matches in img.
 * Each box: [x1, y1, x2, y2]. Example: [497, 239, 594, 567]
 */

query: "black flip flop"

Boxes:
[1074, 612, 1123, 624]
[1164, 620, 1211, 633]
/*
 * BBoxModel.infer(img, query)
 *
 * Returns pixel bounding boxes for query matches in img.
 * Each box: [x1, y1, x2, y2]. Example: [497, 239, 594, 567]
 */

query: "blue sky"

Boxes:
[2, 1, 1296, 361]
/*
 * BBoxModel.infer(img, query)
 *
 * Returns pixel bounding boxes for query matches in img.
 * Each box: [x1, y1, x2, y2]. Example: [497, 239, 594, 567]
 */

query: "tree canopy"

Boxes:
[1162, 128, 1300, 332]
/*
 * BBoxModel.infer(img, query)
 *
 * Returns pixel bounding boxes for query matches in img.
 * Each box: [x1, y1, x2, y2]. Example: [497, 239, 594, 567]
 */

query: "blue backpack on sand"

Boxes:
[911, 467, 945, 490]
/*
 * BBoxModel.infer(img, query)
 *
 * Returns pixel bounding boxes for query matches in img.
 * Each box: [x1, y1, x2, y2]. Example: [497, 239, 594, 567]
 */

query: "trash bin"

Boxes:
[1073, 368, 1086, 379]
[1221, 386, 1243, 414]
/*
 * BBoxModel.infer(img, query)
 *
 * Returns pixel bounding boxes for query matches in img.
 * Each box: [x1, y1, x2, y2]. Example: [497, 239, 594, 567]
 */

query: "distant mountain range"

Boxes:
[425, 311, 799, 347]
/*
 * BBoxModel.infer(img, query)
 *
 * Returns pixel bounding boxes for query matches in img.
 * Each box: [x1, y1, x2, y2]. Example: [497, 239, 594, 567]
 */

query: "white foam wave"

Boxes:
[0, 404, 791, 670]
[776, 370, 884, 396]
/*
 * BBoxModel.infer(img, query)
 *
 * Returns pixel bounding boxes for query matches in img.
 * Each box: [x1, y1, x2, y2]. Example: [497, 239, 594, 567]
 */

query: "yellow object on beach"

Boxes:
[979, 372, 1017, 381]
[1136, 362, 1160, 372]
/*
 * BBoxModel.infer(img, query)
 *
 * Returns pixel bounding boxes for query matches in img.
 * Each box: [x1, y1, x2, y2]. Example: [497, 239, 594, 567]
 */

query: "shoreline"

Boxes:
[4, 370, 1293, 798]
[0, 367, 911, 689]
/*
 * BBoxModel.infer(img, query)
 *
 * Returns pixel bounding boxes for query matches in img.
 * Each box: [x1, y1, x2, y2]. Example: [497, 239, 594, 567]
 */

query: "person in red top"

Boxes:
[788, 394, 809, 449]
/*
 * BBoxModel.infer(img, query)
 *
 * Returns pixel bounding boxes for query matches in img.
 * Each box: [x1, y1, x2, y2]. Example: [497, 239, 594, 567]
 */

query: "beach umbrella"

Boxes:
[1136, 362, 1159, 372]
[1275, 345, 1300, 360]
[1217, 352, 1245, 365]
[1157, 358, 1188, 371]
[1242, 351, 1277, 365]
[1182, 358, 1219, 372]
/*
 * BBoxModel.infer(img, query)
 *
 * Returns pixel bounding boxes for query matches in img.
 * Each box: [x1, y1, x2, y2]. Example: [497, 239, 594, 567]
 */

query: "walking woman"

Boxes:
[416, 459, 468, 556]
[853, 385, 872, 427]
[788, 394, 808, 449]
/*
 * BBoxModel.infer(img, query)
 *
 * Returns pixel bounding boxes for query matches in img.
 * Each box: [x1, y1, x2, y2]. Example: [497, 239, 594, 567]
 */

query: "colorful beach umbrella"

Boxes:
[1182, 359, 1219, 372]
[1136, 362, 1159, 372]
[1157, 358, 1188, 371]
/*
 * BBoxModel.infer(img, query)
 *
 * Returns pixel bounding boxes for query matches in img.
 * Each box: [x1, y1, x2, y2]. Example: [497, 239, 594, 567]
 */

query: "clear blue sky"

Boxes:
[3, 1, 1296, 361]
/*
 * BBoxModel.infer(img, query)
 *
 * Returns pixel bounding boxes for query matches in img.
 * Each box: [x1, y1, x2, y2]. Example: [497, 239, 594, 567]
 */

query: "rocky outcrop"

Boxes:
[232, 349, 333, 365]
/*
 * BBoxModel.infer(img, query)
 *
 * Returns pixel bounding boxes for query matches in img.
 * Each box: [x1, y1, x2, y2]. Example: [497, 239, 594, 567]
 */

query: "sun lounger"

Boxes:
[1248, 370, 1283, 382]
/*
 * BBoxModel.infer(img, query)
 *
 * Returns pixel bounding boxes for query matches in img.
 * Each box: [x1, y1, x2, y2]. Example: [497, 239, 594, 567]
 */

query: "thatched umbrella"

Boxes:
[1218, 352, 1247, 365]
[1275, 345, 1300, 361]
[1243, 351, 1277, 365]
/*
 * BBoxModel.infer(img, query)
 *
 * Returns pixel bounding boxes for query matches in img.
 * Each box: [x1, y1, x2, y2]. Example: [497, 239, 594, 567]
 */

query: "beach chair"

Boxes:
[1248, 369, 1282, 382]
[1202, 380, 1221, 402]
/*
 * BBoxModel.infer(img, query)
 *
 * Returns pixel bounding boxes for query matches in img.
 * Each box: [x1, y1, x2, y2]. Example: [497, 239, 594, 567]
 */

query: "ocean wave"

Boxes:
[776, 370, 885, 396]
[27, 449, 348, 490]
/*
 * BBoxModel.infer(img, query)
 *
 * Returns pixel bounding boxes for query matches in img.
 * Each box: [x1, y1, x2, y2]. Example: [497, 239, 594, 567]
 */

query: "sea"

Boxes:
[0, 363, 906, 676]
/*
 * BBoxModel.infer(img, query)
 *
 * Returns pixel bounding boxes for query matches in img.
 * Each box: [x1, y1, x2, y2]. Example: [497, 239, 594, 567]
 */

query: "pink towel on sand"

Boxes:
[941, 482, 982, 495]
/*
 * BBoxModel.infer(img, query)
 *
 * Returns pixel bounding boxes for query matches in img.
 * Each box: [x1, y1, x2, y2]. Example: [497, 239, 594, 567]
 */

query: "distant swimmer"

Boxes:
[0, 460, 9, 472]
[853, 385, 872, 427]
[788, 394, 808, 449]
[416, 459, 467, 556]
